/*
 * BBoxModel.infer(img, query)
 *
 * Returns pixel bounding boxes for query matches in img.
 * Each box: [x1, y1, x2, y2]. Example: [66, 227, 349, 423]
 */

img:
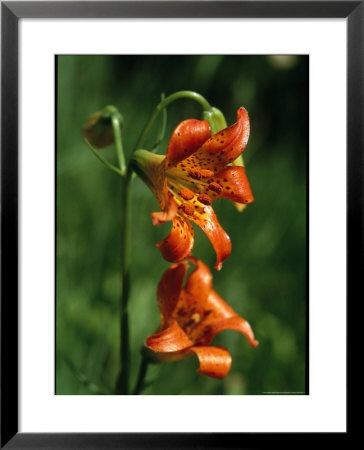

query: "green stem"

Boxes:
[85, 106, 132, 394]
[111, 115, 132, 395]
[111, 113, 126, 175]
[135, 90, 212, 150]
[84, 138, 123, 176]
[115, 163, 133, 394]
[132, 355, 149, 395]
[151, 93, 167, 153]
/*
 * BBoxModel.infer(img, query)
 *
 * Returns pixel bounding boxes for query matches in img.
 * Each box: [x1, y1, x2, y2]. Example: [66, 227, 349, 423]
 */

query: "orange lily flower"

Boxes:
[145, 257, 258, 379]
[133, 107, 254, 270]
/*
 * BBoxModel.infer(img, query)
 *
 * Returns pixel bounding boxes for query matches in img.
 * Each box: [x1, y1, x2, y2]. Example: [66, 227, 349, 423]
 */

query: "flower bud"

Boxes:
[82, 105, 123, 149]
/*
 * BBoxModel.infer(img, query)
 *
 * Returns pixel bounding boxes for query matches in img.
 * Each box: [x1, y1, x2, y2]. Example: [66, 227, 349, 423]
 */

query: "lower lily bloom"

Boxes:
[133, 107, 254, 270]
[145, 257, 258, 379]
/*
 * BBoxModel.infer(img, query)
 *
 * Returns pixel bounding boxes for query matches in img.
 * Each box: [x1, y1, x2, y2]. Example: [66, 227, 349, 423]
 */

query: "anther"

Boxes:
[180, 188, 195, 200]
[180, 203, 195, 216]
[197, 194, 212, 205]
[188, 168, 214, 180]
[208, 182, 222, 194]
[188, 169, 202, 180]
[199, 169, 214, 178]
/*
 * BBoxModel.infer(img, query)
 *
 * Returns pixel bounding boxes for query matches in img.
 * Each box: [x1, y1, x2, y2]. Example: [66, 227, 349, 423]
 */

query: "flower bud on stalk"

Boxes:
[83, 105, 123, 149]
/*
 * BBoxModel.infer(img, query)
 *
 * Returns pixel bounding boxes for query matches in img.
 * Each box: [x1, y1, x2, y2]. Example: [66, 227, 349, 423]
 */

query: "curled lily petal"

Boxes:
[210, 166, 254, 204]
[190, 346, 232, 379]
[195, 316, 259, 348]
[144, 346, 192, 363]
[166, 119, 211, 167]
[205, 289, 237, 319]
[156, 216, 195, 263]
[189, 206, 231, 270]
[184, 256, 212, 302]
[193, 107, 250, 167]
[188, 289, 258, 348]
[157, 262, 188, 321]
[230, 154, 249, 211]
[145, 320, 193, 353]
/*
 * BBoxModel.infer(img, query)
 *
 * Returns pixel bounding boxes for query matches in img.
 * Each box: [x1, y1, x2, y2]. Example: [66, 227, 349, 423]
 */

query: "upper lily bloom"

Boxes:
[133, 107, 254, 270]
[145, 257, 258, 379]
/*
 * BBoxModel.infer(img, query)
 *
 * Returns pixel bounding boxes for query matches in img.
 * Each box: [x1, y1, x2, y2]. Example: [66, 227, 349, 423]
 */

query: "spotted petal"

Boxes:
[166, 119, 211, 167]
[182, 107, 250, 170]
[207, 166, 254, 204]
[156, 215, 195, 263]
[190, 346, 232, 379]
[188, 205, 232, 271]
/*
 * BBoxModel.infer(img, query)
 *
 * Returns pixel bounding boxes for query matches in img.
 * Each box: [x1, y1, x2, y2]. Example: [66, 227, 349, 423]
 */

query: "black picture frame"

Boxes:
[1, 1, 357, 447]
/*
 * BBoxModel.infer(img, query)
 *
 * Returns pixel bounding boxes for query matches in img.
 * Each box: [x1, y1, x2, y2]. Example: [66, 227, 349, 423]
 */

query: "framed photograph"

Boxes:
[1, 1, 356, 447]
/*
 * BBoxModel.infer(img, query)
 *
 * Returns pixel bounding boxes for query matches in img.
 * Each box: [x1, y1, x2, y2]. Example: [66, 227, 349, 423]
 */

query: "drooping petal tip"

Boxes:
[209, 316, 259, 348]
[213, 230, 232, 271]
[191, 289, 259, 349]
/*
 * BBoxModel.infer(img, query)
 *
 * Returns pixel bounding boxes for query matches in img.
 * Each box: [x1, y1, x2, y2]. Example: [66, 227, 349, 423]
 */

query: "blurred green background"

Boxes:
[56, 55, 308, 395]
